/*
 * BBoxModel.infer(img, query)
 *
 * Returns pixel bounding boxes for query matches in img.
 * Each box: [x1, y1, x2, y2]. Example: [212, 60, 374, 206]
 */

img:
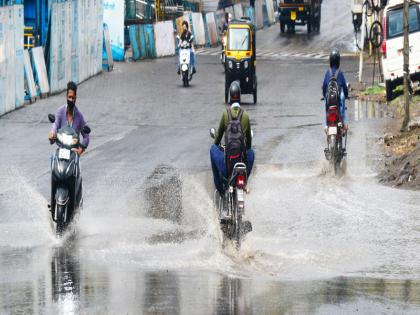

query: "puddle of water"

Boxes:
[353, 99, 388, 121]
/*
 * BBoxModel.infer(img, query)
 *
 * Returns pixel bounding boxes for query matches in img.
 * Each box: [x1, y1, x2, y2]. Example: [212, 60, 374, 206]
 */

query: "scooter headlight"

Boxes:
[62, 134, 74, 146]
[181, 64, 188, 72]
[228, 60, 233, 69]
[57, 133, 76, 146]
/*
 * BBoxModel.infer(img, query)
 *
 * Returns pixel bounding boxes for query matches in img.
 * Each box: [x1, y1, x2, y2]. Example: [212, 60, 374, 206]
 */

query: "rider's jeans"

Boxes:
[210, 144, 254, 195]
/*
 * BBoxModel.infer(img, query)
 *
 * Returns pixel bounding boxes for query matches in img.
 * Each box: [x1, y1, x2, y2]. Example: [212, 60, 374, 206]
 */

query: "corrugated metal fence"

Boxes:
[129, 24, 156, 60]
[49, 0, 103, 94]
[0, 5, 24, 116]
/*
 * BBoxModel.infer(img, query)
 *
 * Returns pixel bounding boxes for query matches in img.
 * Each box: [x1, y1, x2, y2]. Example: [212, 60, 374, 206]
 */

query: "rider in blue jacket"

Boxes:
[322, 49, 349, 129]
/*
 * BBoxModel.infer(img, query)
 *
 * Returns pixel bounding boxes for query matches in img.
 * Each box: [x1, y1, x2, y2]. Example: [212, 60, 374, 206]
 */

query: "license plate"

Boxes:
[291, 11, 297, 20]
[237, 189, 244, 202]
[58, 148, 70, 160]
[328, 127, 338, 135]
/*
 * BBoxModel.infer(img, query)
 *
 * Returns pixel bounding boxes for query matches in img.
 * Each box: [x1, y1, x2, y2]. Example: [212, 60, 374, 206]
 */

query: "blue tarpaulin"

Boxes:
[129, 24, 156, 60]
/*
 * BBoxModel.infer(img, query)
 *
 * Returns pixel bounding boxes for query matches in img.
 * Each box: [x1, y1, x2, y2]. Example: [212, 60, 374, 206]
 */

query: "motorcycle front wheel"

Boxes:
[55, 204, 67, 237]
[182, 72, 189, 87]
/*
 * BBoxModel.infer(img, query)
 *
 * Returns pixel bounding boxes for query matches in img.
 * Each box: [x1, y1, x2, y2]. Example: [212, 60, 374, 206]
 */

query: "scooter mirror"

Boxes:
[209, 128, 216, 139]
[48, 114, 55, 123]
[82, 125, 91, 134]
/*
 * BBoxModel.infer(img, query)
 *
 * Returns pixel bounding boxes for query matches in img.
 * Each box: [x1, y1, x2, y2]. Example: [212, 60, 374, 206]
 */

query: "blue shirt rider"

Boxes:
[322, 48, 349, 130]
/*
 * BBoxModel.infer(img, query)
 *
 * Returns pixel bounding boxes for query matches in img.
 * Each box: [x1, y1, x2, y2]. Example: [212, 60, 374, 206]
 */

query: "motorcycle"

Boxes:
[323, 100, 347, 175]
[177, 35, 194, 87]
[210, 128, 252, 249]
[48, 114, 91, 236]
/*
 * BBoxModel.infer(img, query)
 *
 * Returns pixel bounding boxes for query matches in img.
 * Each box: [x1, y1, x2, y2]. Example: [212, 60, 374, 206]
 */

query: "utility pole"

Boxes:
[358, 2, 366, 82]
[402, 0, 410, 131]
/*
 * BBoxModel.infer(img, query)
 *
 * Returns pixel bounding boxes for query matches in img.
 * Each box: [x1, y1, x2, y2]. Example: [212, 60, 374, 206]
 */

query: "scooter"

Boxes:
[48, 114, 91, 236]
[210, 128, 252, 249]
[177, 35, 194, 87]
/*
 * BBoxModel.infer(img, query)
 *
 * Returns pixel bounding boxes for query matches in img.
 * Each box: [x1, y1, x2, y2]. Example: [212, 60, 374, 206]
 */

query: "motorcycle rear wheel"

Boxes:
[329, 135, 338, 175]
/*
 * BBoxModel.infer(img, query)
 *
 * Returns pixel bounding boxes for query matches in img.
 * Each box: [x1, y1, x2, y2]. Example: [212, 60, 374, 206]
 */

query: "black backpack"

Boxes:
[326, 69, 340, 107]
[225, 108, 246, 176]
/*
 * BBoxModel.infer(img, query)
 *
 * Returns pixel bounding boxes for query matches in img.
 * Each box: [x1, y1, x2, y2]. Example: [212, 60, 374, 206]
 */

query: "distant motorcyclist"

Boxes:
[221, 13, 232, 33]
[322, 48, 349, 131]
[210, 81, 255, 196]
[177, 20, 196, 74]
[48, 81, 89, 155]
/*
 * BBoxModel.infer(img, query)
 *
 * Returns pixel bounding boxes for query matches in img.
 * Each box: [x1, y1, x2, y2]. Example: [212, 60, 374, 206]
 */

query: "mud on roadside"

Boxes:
[349, 53, 419, 189]
[371, 96, 419, 190]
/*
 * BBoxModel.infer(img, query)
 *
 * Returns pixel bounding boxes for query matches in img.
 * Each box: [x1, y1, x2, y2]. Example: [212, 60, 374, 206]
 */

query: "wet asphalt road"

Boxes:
[1, 0, 420, 314]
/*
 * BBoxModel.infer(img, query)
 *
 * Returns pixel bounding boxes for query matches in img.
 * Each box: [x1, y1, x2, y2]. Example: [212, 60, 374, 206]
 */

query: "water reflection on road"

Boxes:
[4, 249, 420, 314]
[353, 99, 388, 121]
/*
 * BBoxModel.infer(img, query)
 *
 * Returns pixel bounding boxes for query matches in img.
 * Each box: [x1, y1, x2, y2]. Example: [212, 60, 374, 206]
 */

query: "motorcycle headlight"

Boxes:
[228, 60, 233, 69]
[244, 60, 249, 69]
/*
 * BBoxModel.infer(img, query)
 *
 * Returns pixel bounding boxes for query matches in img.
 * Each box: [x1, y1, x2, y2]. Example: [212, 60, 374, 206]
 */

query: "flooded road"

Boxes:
[1, 1, 420, 312]
[2, 72, 420, 313]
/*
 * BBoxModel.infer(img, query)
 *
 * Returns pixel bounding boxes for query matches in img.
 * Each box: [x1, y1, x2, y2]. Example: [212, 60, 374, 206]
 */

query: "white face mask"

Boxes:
[183, 25, 187, 31]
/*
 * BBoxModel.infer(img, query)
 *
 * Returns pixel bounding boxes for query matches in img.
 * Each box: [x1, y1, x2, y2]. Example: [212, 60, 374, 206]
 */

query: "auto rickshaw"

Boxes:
[224, 19, 257, 104]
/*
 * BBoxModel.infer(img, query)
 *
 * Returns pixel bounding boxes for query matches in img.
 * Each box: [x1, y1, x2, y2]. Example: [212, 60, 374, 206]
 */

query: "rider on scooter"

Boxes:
[48, 81, 90, 216]
[210, 82, 255, 196]
[177, 20, 196, 75]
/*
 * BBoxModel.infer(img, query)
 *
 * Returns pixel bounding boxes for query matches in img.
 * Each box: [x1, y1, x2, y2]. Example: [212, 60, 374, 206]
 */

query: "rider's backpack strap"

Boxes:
[227, 107, 233, 122]
[237, 108, 243, 122]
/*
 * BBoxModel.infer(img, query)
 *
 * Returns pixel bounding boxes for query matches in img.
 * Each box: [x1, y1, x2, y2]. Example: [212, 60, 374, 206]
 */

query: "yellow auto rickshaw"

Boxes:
[224, 19, 257, 104]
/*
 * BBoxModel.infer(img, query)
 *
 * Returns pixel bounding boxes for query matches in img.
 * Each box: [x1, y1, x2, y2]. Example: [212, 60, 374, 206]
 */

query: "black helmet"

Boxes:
[229, 81, 241, 104]
[329, 48, 340, 69]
